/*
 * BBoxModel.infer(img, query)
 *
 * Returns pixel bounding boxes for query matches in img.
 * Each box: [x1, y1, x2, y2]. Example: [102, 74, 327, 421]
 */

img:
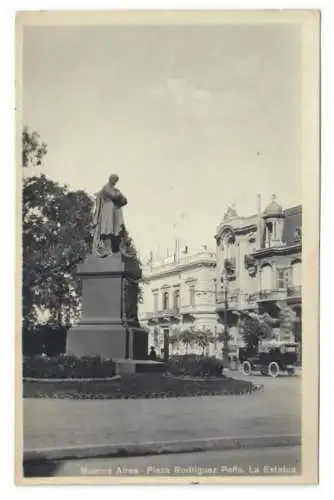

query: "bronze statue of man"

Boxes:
[91, 174, 127, 257]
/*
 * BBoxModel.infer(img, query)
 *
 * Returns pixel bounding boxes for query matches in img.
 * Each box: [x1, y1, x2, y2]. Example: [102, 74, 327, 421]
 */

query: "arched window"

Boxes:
[261, 264, 272, 290]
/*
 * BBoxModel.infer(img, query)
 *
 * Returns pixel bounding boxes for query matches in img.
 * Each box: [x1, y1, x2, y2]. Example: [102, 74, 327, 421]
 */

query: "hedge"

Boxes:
[23, 373, 261, 399]
[23, 354, 116, 379]
[22, 325, 68, 356]
[167, 355, 224, 378]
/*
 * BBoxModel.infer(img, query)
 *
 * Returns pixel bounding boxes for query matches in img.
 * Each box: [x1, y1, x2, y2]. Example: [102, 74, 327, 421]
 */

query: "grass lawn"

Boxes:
[23, 373, 260, 400]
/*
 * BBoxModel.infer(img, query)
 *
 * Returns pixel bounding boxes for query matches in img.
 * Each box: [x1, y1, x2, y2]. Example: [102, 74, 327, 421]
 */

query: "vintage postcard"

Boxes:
[16, 10, 320, 485]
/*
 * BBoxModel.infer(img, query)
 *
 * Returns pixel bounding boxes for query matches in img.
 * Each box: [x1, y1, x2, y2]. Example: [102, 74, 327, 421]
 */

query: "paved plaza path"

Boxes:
[24, 374, 301, 451]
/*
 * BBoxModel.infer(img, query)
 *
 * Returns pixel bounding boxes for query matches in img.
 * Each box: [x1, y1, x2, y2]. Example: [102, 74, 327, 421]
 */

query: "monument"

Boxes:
[66, 174, 159, 373]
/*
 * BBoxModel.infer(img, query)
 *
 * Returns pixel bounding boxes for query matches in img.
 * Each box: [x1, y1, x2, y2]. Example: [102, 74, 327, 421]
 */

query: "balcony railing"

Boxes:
[144, 308, 181, 321]
[258, 289, 289, 301]
[246, 292, 258, 307]
[214, 286, 302, 309]
[143, 250, 216, 274]
[228, 293, 239, 308]
[216, 290, 239, 308]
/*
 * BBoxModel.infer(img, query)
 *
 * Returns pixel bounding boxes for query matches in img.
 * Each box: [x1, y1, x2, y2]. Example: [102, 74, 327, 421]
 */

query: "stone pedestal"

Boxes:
[66, 253, 148, 361]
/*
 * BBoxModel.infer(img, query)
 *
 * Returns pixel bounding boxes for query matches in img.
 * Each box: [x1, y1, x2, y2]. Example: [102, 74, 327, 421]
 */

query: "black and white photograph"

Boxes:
[16, 10, 320, 485]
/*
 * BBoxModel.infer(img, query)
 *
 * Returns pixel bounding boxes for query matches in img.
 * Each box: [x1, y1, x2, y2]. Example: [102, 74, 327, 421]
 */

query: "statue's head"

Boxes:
[109, 174, 119, 186]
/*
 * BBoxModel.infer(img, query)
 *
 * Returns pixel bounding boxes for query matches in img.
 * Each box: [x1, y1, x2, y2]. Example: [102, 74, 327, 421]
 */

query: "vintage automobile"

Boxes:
[238, 340, 299, 378]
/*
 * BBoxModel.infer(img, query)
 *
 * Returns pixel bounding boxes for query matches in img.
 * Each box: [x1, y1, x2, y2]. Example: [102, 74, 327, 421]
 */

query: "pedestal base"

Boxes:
[66, 324, 129, 359]
[66, 324, 148, 360]
[65, 253, 148, 360]
[114, 359, 167, 375]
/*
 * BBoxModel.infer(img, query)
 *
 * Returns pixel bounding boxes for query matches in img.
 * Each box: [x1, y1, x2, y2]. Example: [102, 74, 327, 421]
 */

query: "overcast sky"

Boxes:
[22, 23, 302, 262]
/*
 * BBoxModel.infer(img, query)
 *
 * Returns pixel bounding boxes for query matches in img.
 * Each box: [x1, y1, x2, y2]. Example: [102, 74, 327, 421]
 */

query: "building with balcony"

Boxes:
[215, 196, 302, 344]
[139, 245, 221, 356]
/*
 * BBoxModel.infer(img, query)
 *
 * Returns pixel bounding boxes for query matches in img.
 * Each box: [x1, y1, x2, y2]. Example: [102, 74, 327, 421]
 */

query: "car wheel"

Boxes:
[241, 361, 252, 376]
[268, 361, 280, 378]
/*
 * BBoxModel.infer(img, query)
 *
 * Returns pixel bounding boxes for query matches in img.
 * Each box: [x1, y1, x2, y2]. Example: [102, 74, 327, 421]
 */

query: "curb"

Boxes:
[23, 375, 121, 383]
[23, 380, 263, 399]
[23, 434, 301, 463]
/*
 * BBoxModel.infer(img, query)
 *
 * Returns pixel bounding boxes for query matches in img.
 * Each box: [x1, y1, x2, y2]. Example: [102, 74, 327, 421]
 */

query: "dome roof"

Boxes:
[263, 194, 284, 217]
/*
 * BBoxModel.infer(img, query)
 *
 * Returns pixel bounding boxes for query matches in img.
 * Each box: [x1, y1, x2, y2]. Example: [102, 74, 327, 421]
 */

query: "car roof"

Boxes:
[260, 340, 298, 347]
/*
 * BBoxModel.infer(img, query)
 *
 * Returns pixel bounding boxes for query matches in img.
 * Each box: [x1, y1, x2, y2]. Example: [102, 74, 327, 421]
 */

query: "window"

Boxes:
[277, 268, 289, 289]
[153, 292, 158, 312]
[173, 289, 181, 311]
[261, 265, 272, 290]
[162, 291, 169, 311]
[265, 222, 273, 248]
[189, 285, 195, 307]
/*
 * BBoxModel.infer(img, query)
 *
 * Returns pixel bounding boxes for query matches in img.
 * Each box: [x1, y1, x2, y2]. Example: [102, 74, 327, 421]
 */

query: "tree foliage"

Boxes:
[121, 230, 143, 305]
[168, 333, 179, 354]
[238, 312, 272, 350]
[22, 127, 47, 168]
[22, 174, 94, 329]
[194, 328, 214, 355]
[21, 128, 94, 330]
[215, 328, 232, 345]
[179, 328, 196, 354]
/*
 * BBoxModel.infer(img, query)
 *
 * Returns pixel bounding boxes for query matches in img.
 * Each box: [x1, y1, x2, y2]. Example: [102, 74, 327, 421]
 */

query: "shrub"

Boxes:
[23, 373, 258, 399]
[22, 325, 68, 356]
[23, 354, 116, 379]
[167, 355, 223, 378]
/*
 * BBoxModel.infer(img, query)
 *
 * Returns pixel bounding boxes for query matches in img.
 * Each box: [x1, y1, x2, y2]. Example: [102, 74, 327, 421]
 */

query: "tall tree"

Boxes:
[22, 128, 94, 330]
[22, 175, 94, 329]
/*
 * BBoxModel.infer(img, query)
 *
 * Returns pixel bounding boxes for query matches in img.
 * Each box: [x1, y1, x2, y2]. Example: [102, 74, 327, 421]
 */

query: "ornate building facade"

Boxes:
[215, 196, 302, 345]
[139, 246, 221, 357]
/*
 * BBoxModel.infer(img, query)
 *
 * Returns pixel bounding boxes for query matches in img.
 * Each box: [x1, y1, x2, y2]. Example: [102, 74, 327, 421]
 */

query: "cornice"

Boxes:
[234, 223, 258, 235]
[215, 223, 257, 241]
[142, 308, 217, 320]
[143, 259, 216, 281]
[251, 243, 302, 259]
